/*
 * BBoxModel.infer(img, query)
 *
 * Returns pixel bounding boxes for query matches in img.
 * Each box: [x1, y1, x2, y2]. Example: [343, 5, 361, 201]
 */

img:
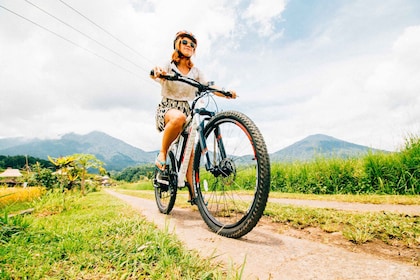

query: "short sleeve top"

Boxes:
[155, 62, 207, 101]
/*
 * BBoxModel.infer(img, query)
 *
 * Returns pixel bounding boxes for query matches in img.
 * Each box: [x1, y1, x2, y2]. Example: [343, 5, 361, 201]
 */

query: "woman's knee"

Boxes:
[165, 110, 186, 128]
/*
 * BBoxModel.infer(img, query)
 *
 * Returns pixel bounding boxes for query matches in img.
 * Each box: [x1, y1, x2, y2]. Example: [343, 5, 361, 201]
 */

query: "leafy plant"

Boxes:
[0, 212, 31, 244]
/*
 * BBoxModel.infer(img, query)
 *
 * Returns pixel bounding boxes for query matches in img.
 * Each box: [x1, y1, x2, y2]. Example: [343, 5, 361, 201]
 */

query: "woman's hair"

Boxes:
[171, 37, 194, 69]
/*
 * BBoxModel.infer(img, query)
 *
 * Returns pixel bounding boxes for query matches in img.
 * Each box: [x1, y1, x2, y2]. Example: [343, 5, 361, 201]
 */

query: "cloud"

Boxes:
[242, 0, 286, 37]
[364, 25, 420, 141]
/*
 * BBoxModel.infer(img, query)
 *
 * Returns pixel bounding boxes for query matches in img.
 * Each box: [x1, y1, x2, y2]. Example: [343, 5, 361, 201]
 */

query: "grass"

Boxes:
[264, 203, 419, 247]
[1, 190, 240, 279]
[268, 192, 420, 205]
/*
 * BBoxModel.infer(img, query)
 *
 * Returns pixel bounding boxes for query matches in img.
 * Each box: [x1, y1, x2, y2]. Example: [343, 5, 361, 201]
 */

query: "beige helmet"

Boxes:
[173, 30, 197, 49]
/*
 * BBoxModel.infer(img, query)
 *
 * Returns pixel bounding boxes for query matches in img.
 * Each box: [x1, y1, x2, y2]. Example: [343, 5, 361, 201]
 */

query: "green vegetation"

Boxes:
[1, 191, 236, 279]
[0, 154, 107, 192]
[113, 165, 156, 182]
[0, 155, 54, 170]
[268, 192, 420, 205]
[271, 136, 420, 195]
[264, 203, 419, 246]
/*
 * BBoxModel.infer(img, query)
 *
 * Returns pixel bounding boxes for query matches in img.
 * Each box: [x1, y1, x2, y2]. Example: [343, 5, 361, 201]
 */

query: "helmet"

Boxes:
[173, 30, 197, 49]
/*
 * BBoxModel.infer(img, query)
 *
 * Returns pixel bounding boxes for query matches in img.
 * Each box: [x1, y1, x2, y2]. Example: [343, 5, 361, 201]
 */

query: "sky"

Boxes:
[1, 0, 420, 153]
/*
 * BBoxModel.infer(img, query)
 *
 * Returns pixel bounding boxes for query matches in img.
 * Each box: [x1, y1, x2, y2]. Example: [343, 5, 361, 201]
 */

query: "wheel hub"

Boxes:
[219, 158, 236, 178]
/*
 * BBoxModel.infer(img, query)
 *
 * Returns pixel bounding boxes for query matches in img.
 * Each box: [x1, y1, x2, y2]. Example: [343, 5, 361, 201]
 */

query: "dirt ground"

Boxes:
[105, 190, 419, 280]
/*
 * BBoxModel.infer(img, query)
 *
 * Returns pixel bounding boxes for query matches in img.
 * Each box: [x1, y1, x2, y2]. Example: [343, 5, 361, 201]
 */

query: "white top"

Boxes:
[155, 62, 206, 101]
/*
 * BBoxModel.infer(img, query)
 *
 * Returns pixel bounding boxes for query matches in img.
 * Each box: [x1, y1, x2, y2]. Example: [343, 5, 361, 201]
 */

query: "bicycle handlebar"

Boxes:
[150, 69, 233, 98]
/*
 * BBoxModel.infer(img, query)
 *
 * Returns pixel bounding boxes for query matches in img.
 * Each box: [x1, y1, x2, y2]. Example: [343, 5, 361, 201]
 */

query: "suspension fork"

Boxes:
[198, 120, 227, 171]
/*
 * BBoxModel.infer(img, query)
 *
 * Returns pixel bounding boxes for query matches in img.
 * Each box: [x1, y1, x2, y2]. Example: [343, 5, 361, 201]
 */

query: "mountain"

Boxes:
[270, 134, 384, 162]
[0, 131, 156, 171]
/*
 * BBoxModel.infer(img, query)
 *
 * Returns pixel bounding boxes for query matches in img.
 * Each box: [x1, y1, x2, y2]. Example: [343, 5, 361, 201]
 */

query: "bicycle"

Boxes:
[152, 69, 270, 238]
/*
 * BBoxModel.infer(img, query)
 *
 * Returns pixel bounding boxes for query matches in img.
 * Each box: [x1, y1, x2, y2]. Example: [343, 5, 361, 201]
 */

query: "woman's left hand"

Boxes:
[227, 90, 237, 99]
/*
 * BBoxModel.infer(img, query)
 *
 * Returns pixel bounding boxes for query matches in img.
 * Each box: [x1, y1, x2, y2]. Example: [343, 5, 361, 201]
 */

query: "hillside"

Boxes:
[0, 132, 385, 171]
[270, 134, 384, 162]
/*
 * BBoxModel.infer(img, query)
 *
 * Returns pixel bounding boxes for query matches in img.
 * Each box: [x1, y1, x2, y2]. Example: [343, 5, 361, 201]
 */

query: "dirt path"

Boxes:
[105, 190, 419, 280]
[268, 197, 420, 215]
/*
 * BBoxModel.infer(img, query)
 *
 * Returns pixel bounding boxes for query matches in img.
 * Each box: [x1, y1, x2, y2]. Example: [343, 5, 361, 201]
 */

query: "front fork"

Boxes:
[197, 120, 227, 174]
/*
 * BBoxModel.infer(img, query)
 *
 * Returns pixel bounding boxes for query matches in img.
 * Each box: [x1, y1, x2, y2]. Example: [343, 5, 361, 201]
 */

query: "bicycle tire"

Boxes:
[193, 110, 270, 238]
[154, 151, 177, 214]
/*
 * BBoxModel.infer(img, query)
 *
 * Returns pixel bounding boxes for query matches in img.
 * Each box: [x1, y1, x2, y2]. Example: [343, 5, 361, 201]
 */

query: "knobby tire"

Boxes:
[193, 111, 270, 238]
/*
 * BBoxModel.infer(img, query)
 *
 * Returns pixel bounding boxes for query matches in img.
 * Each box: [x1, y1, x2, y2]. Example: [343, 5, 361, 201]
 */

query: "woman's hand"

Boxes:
[227, 90, 237, 99]
[150, 66, 166, 79]
[216, 89, 237, 99]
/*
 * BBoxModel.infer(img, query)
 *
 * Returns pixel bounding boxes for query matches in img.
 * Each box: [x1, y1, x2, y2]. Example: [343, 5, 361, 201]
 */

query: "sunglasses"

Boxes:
[181, 39, 196, 48]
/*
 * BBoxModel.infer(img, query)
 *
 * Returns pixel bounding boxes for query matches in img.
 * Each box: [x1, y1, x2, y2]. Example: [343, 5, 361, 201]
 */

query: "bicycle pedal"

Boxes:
[156, 171, 169, 185]
[156, 178, 169, 185]
[188, 198, 197, 205]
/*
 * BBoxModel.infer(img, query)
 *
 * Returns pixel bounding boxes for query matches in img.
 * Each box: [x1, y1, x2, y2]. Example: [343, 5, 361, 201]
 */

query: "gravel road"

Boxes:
[105, 190, 419, 280]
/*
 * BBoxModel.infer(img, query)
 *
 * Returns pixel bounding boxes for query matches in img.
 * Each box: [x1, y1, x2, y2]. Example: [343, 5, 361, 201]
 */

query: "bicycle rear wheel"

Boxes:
[154, 151, 177, 214]
[193, 111, 270, 238]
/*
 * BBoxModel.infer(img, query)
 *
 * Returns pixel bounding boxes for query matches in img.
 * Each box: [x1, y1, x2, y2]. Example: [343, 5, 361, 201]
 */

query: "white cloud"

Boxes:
[242, 0, 286, 37]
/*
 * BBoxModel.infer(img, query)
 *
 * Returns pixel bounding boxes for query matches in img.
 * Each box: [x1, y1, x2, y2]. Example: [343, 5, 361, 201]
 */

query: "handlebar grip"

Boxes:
[150, 69, 177, 80]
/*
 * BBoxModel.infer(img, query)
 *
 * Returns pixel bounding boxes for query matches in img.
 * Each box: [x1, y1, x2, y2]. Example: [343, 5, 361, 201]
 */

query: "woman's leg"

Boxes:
[156, 109, 186, 170]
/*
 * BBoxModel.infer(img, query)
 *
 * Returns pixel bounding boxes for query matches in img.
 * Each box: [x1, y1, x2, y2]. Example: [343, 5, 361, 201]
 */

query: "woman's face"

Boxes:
[179, 37, 195, 57]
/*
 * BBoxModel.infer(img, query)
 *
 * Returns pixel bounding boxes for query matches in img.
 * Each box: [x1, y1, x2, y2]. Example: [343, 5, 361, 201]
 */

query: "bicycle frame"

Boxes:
[172, 100, 218, 188]
[175, 114, 197, 188]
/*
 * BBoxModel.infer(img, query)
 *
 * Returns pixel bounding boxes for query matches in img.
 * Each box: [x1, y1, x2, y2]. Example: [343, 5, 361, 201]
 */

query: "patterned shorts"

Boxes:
[156, 97, 191, 132]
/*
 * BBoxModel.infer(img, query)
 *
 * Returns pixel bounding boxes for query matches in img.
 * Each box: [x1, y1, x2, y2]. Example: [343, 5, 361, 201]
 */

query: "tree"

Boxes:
[73, 154, 105, 195]
[48, 155, 77, 210]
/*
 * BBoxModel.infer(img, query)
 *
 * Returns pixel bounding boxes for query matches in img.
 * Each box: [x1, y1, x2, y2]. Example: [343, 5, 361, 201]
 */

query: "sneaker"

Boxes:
[156, 170, 169, 186]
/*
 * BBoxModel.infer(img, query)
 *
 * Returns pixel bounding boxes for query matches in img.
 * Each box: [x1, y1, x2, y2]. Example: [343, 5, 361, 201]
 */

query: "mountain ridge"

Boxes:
[271, 134, 384, 162]
[0, 131, 385, 171]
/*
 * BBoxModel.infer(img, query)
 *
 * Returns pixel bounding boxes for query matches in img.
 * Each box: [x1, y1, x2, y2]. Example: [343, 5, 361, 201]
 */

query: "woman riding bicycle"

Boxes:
[150, 30, 236, 200]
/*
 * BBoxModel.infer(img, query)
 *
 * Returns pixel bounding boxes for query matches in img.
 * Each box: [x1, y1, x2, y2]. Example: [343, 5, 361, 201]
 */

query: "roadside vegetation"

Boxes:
[271, 135, 420, 195]
[1, 190, 241, 279]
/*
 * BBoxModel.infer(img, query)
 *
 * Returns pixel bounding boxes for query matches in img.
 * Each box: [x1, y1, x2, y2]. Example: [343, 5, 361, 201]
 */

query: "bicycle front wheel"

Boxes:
[193, 111, 270, 238]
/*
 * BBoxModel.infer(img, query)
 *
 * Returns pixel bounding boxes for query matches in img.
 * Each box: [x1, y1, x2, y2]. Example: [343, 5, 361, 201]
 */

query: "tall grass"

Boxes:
[271, 136, 420, 195]
[272, 157, 362, 194]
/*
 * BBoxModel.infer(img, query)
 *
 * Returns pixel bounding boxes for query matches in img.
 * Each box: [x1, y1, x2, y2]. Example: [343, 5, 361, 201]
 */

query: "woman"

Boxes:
[150, 30, 236, 199]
